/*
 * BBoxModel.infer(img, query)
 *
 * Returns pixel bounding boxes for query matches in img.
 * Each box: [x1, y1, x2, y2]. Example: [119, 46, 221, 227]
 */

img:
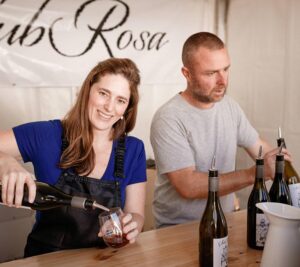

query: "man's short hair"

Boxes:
[182, 32, 225, 67]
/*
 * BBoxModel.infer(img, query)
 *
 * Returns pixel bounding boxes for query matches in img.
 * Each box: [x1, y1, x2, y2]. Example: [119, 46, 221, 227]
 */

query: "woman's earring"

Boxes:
[120, 116, 124, 120]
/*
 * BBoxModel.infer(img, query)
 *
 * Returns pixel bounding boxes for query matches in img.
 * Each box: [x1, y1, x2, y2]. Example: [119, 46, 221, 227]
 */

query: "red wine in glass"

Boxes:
[99, 207, 129, 248]
[104, 233, 129, 248]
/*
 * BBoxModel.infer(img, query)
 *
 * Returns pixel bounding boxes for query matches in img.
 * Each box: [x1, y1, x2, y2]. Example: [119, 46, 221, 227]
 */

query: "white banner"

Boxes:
[0, 0, 215, 87]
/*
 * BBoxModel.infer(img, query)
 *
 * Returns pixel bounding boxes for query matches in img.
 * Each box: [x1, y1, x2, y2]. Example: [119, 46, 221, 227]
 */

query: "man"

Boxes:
[150, 32, 285, 228]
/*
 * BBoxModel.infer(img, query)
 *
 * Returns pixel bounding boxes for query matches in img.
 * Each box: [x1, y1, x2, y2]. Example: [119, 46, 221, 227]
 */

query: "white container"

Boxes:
[256, 202, 300, 267]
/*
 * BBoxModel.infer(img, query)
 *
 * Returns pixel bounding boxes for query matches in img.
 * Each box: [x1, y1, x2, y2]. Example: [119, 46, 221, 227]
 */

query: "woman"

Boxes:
[0, 58, 146, 257]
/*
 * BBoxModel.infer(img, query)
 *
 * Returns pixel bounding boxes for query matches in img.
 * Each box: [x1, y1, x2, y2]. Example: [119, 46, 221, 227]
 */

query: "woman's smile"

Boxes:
[97, 110, 113, 120]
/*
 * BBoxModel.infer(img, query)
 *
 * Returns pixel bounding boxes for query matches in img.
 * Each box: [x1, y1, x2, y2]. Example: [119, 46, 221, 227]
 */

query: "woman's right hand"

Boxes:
[0, 152, 36, 207]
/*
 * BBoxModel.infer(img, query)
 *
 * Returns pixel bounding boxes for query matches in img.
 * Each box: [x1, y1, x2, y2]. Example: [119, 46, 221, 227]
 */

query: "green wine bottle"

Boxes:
[0, 181, 109, 211]
[277, 127, 300, 207]
[247, 146, 270, 250]
[199, 156, 228, 267]
[269, 147, 292, 205]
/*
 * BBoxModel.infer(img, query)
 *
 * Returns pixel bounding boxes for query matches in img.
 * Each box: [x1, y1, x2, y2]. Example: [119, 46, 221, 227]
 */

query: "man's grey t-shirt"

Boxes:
[150, 94, 258, 228]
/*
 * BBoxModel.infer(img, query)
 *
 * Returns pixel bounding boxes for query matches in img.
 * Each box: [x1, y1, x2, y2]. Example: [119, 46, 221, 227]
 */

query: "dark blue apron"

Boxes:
[24, 137, 125, 257]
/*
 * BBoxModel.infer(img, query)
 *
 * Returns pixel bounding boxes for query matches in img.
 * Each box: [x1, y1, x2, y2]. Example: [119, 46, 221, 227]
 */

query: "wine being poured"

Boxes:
[99, 207, 129, 248]
[0, 181, 109, 212]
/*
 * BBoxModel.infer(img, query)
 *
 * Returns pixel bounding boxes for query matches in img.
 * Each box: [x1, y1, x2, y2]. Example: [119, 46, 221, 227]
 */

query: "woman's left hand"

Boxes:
[122, 213, 139, 244]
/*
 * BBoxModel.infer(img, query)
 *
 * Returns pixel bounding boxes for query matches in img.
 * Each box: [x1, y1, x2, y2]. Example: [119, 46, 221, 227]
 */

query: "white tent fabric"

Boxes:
[0, 0, 217, 86]
[228, 0, 300, 170]
[227, 0, 300, 207]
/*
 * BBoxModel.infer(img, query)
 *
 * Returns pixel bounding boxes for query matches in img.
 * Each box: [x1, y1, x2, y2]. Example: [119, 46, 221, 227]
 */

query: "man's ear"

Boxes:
[181, 66, 191, 81]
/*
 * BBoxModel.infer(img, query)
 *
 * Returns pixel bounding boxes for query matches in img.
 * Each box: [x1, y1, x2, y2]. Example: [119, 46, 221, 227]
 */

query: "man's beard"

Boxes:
[192, 87, 226, 103]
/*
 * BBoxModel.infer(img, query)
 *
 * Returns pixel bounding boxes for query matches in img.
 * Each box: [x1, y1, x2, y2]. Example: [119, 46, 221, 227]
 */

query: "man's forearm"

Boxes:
[218, 166, 255, 197]
[167, 165, 256, 200]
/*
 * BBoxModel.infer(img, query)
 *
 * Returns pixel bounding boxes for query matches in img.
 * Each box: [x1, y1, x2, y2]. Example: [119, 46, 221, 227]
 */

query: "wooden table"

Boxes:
[0, 209, 262, 267]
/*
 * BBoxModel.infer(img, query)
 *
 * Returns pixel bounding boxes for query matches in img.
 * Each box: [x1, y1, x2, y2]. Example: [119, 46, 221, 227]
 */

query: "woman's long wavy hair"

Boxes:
[59, 58, 140, 176]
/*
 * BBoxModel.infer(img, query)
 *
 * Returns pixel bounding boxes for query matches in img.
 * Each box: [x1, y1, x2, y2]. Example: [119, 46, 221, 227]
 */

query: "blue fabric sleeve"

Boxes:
[13, 120, 62, 163]
[129, 139, 147, 184]
[12, 120, 63, 185]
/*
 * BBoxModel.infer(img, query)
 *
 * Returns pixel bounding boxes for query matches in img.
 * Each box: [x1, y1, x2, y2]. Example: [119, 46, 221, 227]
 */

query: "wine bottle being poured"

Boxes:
[0, 181, 109, 212]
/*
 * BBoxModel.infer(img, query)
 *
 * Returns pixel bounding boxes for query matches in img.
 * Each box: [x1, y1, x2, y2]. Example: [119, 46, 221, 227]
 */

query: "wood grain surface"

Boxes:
[0, 209, 262, 267]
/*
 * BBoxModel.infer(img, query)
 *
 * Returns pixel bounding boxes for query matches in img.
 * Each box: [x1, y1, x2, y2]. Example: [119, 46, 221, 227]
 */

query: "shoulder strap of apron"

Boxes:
[61, 126, 69, 151]
[114, 135, 126, 179]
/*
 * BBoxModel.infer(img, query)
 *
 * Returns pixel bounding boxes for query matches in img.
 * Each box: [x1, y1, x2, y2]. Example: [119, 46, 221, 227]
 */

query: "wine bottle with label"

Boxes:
[247, 146, 270, 250]
[199, 156, 228, 267]
[0, 181, 109, 211]
[269, 145, 292, 205]
[277, 127, 300, 207]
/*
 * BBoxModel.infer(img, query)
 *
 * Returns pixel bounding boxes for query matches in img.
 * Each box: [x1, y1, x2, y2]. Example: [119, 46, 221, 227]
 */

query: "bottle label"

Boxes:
[256, 213, 269, 247]
[213, 236, 228, 267]
[288, 183, 300, 208]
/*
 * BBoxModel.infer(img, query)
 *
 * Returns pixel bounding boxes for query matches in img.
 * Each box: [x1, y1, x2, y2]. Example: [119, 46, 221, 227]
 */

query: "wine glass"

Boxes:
[99, 207, 129, 248]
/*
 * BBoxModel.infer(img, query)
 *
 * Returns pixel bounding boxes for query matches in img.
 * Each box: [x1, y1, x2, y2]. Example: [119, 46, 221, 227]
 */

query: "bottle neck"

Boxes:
[208, 176, 220, 203]
[209, 176, 219, 192]
[274, 158, 284, 181]
[254, 164, 265, 186]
